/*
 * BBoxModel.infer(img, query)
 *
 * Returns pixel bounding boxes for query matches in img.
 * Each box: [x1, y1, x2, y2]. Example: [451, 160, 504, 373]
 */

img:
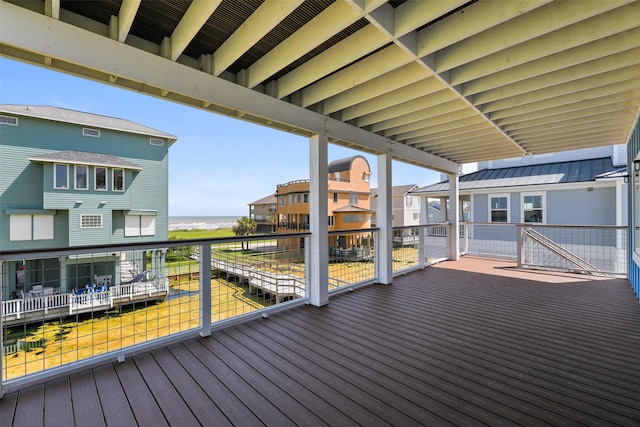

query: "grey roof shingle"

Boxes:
[29, 150, 143, 169]
[413, 157, 625, 194]
[1, 105, 177, 142]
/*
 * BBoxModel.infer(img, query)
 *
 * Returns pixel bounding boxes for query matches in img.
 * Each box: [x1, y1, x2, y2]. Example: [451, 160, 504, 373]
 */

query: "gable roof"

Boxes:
[413, 157, 625, 194]
[29, 150, 143, 170]
[249, 194, 276, 205]
[371, 184, 418, 198]
[1, 105, 177, 143]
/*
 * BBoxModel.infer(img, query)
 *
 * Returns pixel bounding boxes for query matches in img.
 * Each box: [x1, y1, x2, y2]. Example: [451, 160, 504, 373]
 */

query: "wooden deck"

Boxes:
[2, 256, 640, 426]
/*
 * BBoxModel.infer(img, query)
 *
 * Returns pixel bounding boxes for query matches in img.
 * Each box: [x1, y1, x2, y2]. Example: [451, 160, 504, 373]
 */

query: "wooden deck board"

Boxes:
[3, 257, 640, 426]
[43, 378, 74, 427]
[93, 364, 137, 427]
[69, 371, 105, 427]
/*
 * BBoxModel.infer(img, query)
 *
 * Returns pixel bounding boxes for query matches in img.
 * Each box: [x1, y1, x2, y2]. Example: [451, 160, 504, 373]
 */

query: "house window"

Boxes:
[333, 192, 338, 203]
[80, 214, 102, 229]
[9, 214, 54, 241]
[328, 216, 334, 227]
[489, 194, 509, 223]
[278, 196, 285, 206]
[363, 173, 370, 182]
[0, 115, 18, 125]
[406, 196, 412, 207]
[413, 212, 419, 220]
[75, 165, 88, 190]
[288, 194, 295, 204]
[296, 194, 302, 203]
[522, 193, 544, 223]
[54, 164, 68, 189]
[349, 193, 358, 204]
[125, 215, 156, 237]
[95, 167, 107, 191]
[83, 128, 100, 137]
[113, 168, 124, 192]
[343, 214, 364, 223]
[303, 193, 308, 203]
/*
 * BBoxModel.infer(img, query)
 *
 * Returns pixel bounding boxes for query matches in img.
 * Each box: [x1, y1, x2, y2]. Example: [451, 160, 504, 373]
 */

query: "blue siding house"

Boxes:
[627, 116, 640, 299]
[0, 105, 177, 307]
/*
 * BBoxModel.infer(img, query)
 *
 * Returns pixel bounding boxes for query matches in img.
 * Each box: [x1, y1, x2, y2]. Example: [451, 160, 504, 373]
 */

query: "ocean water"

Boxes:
[168, 216, 242, 231]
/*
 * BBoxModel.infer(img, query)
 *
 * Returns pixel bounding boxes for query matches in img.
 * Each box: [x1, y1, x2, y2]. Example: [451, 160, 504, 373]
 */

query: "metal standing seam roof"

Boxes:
[28, 150, 143, 170]
[328, 155, 371, 174]
[0, 105, 177, 143]
[412, 157, 626, 193]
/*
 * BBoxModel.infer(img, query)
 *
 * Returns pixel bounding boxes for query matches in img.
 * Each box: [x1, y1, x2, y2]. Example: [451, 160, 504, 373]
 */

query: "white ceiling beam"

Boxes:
[0, 1, 458, 174]
[284, 26, 394, 102]
[473, 49, 640, 106]
[382, 108, 479, 137]
[509, 115, 632, 140]
[481, 71, 640, 113]
[45, 0, 59, 19]
[168, 0, 221, 61]
[116, 0, 140, 42]
[284, 0, 467, 101]
[495, 90, 640, 128]
[324, 63, 431, 116]
[502, 100, 640, 133]
[213, 0, 303, 76]
[450, 3, 640, 85]
[356, 89, 456, 127]
[404, 123, 493, 147]
[397, 116, 487, 143]
[463, 28, 640, 96]
[416, 0, 551, 57]
[246, 0, 368, 89]
[373, 98, 468, 133]
[435, 0, 633, 73]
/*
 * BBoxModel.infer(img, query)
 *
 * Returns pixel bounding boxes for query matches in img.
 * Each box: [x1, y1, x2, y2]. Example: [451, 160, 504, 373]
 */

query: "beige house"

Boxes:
[248, 193, 277, 234]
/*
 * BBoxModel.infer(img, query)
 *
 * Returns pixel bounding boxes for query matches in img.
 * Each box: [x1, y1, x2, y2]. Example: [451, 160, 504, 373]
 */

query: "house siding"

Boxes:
[0, 114, 169, 249]
[546, 188, 615, 225]
[627, 114, 640, 299]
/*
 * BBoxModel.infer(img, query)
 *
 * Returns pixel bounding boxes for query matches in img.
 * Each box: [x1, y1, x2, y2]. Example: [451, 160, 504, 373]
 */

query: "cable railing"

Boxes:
[0, 233, 310, 394]
[328, 228, 376, 292]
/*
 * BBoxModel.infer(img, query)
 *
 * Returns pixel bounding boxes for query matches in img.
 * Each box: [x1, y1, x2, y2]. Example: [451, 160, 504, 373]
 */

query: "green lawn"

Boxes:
[169, 228, 235, 240]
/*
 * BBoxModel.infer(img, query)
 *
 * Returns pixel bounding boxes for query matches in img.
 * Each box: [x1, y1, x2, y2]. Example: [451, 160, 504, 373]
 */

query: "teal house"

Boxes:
[0, 105, 176, 311]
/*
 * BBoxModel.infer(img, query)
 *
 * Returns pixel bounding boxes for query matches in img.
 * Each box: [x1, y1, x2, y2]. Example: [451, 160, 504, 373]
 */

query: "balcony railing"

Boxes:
[1, 222, 625, 395]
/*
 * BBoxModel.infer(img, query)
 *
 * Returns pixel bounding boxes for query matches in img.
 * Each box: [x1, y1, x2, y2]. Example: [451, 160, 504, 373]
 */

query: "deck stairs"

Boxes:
[522, 228, 606, 276]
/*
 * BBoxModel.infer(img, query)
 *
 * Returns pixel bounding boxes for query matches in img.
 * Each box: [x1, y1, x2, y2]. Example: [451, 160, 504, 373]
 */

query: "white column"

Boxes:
[448, 173, 460, 261]
[377, 153, 393, 284]
[418, 195, 427, 268]
[199, 243, 212, 337]
[308, 134, 329, 306]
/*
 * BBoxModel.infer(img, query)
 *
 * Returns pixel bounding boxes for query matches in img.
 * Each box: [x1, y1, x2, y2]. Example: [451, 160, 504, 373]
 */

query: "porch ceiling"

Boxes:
[1, 0, 639, 171]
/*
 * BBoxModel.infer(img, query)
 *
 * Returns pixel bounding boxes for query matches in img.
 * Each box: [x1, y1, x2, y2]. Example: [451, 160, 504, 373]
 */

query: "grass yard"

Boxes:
[2, 277, 271, 380]
[169, 228, 235, 240]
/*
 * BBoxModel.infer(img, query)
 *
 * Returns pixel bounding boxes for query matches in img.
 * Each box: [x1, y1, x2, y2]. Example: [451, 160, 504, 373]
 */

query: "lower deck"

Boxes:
[2, 256, 640, 426]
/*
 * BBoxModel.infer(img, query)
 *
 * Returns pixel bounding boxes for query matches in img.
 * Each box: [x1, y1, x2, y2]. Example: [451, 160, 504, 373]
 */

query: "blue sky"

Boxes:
[0, 57, 443, 216]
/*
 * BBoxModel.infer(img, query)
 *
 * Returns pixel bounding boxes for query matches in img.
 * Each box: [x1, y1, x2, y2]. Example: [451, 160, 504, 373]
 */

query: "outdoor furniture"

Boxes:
[122, 270, 150, 285]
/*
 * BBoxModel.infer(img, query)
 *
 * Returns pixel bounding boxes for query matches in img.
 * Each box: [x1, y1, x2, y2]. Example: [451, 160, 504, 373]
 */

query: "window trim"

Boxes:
[489, 193, 510, 223]
[95, 167, 107, 191]
[521, 191, 546, 224]
[0, 115, 18, 125]
[112, 168, 124, 192]
[82, 128, 100, 137]
[54, 163, 68, 190]
[74, 165, 88, 190]
[80, 214, 102, 229]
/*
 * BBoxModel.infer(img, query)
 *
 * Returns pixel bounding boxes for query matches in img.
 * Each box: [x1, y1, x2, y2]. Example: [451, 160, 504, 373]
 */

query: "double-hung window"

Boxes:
[113, 168, 124, 192]
[95, 167, 107, 191]
[54, 164, 68, 189]
[489, 194, 509, 223]
[75, 165, 88, 190]
[522, 192, 545, 223]
[349, 193, 358, 204]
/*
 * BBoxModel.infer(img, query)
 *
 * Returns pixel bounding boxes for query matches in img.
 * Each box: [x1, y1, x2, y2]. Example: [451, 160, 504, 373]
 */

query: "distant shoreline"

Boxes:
[168, 215, 242, 231]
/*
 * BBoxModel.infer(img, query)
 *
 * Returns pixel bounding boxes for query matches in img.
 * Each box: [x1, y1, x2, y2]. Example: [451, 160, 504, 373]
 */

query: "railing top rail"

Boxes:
[328, 227, 378, 236]
[464, 222, 627, 230]
[0, 232, 310, 259]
